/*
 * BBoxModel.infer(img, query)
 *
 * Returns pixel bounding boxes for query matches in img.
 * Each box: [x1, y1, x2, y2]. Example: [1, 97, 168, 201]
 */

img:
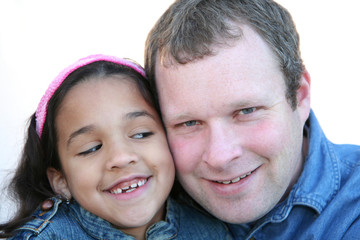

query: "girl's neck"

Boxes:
[121, 203, 166, 240]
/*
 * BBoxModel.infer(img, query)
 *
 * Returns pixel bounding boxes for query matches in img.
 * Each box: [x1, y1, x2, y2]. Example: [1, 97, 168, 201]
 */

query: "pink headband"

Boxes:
[35, 54, 146, 138]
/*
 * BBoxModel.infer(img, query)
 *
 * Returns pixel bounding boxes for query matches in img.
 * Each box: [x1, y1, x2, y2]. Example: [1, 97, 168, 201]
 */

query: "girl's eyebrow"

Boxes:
[66, 111, 155, 148]
[67, 125, 95, 149]
[125, 111, 155, 120]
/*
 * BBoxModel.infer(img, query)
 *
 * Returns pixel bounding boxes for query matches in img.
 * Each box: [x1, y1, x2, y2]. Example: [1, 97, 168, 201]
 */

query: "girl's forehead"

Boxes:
[65, 74, 138, 99]
[61, 76, 143, 109]
[57, 76, 156, 126]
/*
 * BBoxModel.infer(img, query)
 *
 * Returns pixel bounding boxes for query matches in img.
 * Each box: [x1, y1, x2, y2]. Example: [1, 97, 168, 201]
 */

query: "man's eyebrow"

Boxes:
[67, 125, 95, 149]
[125, 111, 155, 120]
[164, 100, 262, 124]
[164, 113, 190, 124]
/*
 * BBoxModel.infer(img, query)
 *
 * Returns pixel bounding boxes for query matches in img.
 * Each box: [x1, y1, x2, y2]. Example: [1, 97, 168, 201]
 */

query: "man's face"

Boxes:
[155, 25, 310, 223]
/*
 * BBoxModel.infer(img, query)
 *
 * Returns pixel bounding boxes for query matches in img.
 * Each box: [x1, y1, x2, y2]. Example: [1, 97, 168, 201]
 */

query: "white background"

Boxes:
[1, 0, 359, 222]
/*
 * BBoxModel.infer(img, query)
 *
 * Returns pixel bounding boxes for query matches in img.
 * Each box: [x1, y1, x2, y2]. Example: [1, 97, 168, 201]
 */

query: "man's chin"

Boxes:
[199, 198, 269, 224]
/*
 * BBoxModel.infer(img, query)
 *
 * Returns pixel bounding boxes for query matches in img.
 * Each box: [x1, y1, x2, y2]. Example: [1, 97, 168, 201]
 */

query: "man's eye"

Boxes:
[239, 107, 257, 115]
[132, 132, 154, 139]
[183, 120, 199, 127]
[79, 144, 102, 155]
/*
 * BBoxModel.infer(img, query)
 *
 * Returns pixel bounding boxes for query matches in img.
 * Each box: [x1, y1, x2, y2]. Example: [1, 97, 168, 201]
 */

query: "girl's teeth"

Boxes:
[110, 178, 148, 194]
[138, 180, 145, 186]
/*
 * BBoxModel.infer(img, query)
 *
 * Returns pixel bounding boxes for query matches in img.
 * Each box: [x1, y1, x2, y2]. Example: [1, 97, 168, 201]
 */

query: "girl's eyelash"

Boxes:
[132, 132, 154, 139]
[79, 144, 102, 156]
[77, 131, 154, 156]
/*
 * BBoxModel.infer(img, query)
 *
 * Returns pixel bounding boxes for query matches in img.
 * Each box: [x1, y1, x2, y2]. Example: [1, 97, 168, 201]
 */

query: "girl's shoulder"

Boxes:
[7, 198, 91, 240]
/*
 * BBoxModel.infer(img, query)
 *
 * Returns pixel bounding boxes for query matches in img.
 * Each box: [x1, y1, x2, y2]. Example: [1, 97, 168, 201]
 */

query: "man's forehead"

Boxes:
[155, 52, 179, 70]
[154, 24, 271, 70]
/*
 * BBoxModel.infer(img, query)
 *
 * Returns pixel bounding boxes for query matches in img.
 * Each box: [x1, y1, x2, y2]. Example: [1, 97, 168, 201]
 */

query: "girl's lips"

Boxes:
[106, 175, 151, 193]
[106, 177, 153, 201]
[109, 177, 149, 194]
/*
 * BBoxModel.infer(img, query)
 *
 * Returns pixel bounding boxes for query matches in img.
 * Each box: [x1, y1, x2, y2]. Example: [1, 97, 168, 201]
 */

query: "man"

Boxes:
[144, 0, 360, 238]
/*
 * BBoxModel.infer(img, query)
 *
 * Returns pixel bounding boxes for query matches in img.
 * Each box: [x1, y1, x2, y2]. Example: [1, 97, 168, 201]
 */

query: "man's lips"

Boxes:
[211, 167, 260, 185]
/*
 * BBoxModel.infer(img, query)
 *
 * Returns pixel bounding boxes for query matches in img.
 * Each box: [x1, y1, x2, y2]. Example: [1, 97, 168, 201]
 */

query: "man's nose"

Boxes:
[202, 121, 242, 169]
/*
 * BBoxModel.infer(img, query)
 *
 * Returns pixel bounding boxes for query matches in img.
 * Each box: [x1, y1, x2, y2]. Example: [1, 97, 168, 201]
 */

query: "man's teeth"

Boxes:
[216, 171, 253, 184]
[110, 179, 147, 194]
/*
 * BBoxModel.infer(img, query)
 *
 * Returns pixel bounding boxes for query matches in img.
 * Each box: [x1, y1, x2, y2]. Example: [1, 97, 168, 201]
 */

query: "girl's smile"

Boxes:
[107, 176, 150, 194]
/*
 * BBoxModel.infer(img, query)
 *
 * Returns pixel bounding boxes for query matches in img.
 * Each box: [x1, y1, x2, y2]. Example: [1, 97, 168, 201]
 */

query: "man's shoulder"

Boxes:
[332, 142, 360, 167]
[168, 194, 233, 240]
[302, 141, 360, 238]
[309, 110, 360, 167]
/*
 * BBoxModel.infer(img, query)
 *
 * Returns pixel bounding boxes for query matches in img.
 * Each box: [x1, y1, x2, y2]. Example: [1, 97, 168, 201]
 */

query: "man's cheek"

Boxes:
[246, 120, 285, 154]
[170, 138, 200, 174]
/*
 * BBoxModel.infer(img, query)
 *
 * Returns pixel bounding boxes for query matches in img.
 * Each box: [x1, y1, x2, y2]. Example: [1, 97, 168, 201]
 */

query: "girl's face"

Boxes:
[48, 75, 175, 237]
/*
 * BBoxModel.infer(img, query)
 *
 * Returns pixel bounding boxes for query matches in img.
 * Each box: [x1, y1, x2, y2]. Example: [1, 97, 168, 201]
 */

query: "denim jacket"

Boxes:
[228, 110, 360, 239]
[10, 196, 232, 239]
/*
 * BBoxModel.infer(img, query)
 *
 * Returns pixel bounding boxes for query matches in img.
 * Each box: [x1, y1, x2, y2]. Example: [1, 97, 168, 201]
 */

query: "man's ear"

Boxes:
[47, 167, 72, 199]
[296, 68, 311, 123]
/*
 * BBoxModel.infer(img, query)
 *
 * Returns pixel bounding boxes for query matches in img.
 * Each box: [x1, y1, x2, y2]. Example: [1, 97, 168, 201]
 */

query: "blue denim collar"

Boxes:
[17, 196, 63, 234]
[289, 110, 340, 214]
[252, 110, 340, 226]
[67, 198, 178, 239]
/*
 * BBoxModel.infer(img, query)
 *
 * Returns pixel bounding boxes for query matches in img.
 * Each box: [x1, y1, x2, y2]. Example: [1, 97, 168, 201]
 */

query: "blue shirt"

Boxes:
[10, 197, 233, 239]
[228, 110, 360, 239]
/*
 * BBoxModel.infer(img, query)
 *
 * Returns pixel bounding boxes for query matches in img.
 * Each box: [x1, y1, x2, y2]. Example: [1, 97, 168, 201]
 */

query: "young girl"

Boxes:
[0, 55, 232, 240]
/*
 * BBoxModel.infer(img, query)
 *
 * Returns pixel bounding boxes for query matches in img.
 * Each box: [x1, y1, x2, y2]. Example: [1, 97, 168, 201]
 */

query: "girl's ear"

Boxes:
[47, 167, 72, 199]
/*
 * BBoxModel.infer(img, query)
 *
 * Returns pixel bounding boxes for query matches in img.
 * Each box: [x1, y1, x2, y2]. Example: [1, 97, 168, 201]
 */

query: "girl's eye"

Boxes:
[183, 120, 199, 127]
[239, 107, 257, 115]
[79, 144, 102, 156]
[132, 132, 154, 139]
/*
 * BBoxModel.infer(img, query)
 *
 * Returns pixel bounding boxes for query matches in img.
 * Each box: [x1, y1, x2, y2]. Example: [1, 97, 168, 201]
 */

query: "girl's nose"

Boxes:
[105, 142, 140, 170]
